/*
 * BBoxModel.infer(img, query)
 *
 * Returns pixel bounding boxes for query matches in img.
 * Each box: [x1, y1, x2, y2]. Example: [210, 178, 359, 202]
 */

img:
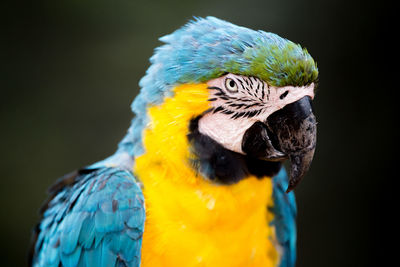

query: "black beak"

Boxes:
[242, 96, 317, 192]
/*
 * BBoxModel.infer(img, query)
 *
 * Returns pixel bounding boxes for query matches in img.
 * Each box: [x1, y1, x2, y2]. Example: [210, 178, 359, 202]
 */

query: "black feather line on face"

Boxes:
[237, 78, 245, 89]
[188, 116, 281, 184]
[237, 98, 254, 102]
[255, 81, 260, 96]
[241, 102, 260, 109]
[249, 77, 254, 86]
[212, 106, 224, 114]
[261, 82, 265, 100]
[211, 105, 264, 119]
[207, 86, 223, 91]
[244, 78, 250, 86]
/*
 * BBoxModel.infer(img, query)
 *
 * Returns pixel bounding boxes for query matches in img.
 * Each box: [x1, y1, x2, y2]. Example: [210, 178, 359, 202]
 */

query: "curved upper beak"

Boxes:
[242, 96, 317, 192]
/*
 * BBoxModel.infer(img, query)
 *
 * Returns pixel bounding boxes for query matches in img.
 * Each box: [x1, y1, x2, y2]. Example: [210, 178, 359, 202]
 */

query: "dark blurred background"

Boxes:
[1, 0, 390, 266]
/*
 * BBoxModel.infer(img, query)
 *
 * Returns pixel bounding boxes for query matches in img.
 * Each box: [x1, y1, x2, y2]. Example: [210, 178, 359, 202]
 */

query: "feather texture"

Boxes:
[271, 168, 297, 267]
[30, 168, 145, 267]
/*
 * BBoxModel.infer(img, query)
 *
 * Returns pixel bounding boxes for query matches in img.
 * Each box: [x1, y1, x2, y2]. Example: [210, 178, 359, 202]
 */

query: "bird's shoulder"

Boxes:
[30, 167, 145, 267]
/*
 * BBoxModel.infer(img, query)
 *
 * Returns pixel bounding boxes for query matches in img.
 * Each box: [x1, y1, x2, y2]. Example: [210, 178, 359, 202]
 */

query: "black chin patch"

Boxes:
[188, 116, 281, 184]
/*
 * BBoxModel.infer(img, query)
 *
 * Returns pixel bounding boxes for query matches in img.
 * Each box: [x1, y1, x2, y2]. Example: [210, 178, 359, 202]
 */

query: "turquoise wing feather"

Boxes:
[30, 167, 145, 267]
[271, 168, 297, 267]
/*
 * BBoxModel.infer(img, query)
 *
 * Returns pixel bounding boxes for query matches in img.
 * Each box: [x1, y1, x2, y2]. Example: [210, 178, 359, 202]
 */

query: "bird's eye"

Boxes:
[225, 78, 238, 92]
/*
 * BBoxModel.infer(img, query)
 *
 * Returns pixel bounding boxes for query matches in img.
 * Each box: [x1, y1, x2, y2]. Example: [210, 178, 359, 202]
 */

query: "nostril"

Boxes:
[279, 91, 289, 100]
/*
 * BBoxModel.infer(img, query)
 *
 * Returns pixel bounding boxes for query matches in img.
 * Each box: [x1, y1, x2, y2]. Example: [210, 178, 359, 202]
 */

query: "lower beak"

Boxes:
[242, 96, 317, 192]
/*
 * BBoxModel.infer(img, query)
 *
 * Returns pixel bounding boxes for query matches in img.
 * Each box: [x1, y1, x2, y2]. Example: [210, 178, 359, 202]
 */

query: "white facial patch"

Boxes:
[198, 73, 315, 154]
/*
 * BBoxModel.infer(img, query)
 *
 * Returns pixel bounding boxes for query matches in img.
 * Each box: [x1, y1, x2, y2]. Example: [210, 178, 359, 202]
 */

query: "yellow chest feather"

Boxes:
[134, 84, 279, 267]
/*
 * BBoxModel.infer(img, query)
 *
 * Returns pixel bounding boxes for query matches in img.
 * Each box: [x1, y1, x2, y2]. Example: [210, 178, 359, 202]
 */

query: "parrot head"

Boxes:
[130, 17, 318, 192]
[198, 73, 316, 192]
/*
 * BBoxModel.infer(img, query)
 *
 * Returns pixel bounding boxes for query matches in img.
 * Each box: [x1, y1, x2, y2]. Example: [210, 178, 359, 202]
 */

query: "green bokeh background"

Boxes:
[1, 0, 390, 266]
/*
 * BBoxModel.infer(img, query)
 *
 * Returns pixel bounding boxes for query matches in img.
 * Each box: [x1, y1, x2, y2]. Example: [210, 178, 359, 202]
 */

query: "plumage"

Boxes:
[271, 168, 297, 267]
[31, 16, 318, 267]
[31, 168, 145, 267]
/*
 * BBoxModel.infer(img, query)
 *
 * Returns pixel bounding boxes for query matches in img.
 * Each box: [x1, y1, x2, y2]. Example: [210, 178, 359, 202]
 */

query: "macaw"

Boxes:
[30, 16, 318, 267]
